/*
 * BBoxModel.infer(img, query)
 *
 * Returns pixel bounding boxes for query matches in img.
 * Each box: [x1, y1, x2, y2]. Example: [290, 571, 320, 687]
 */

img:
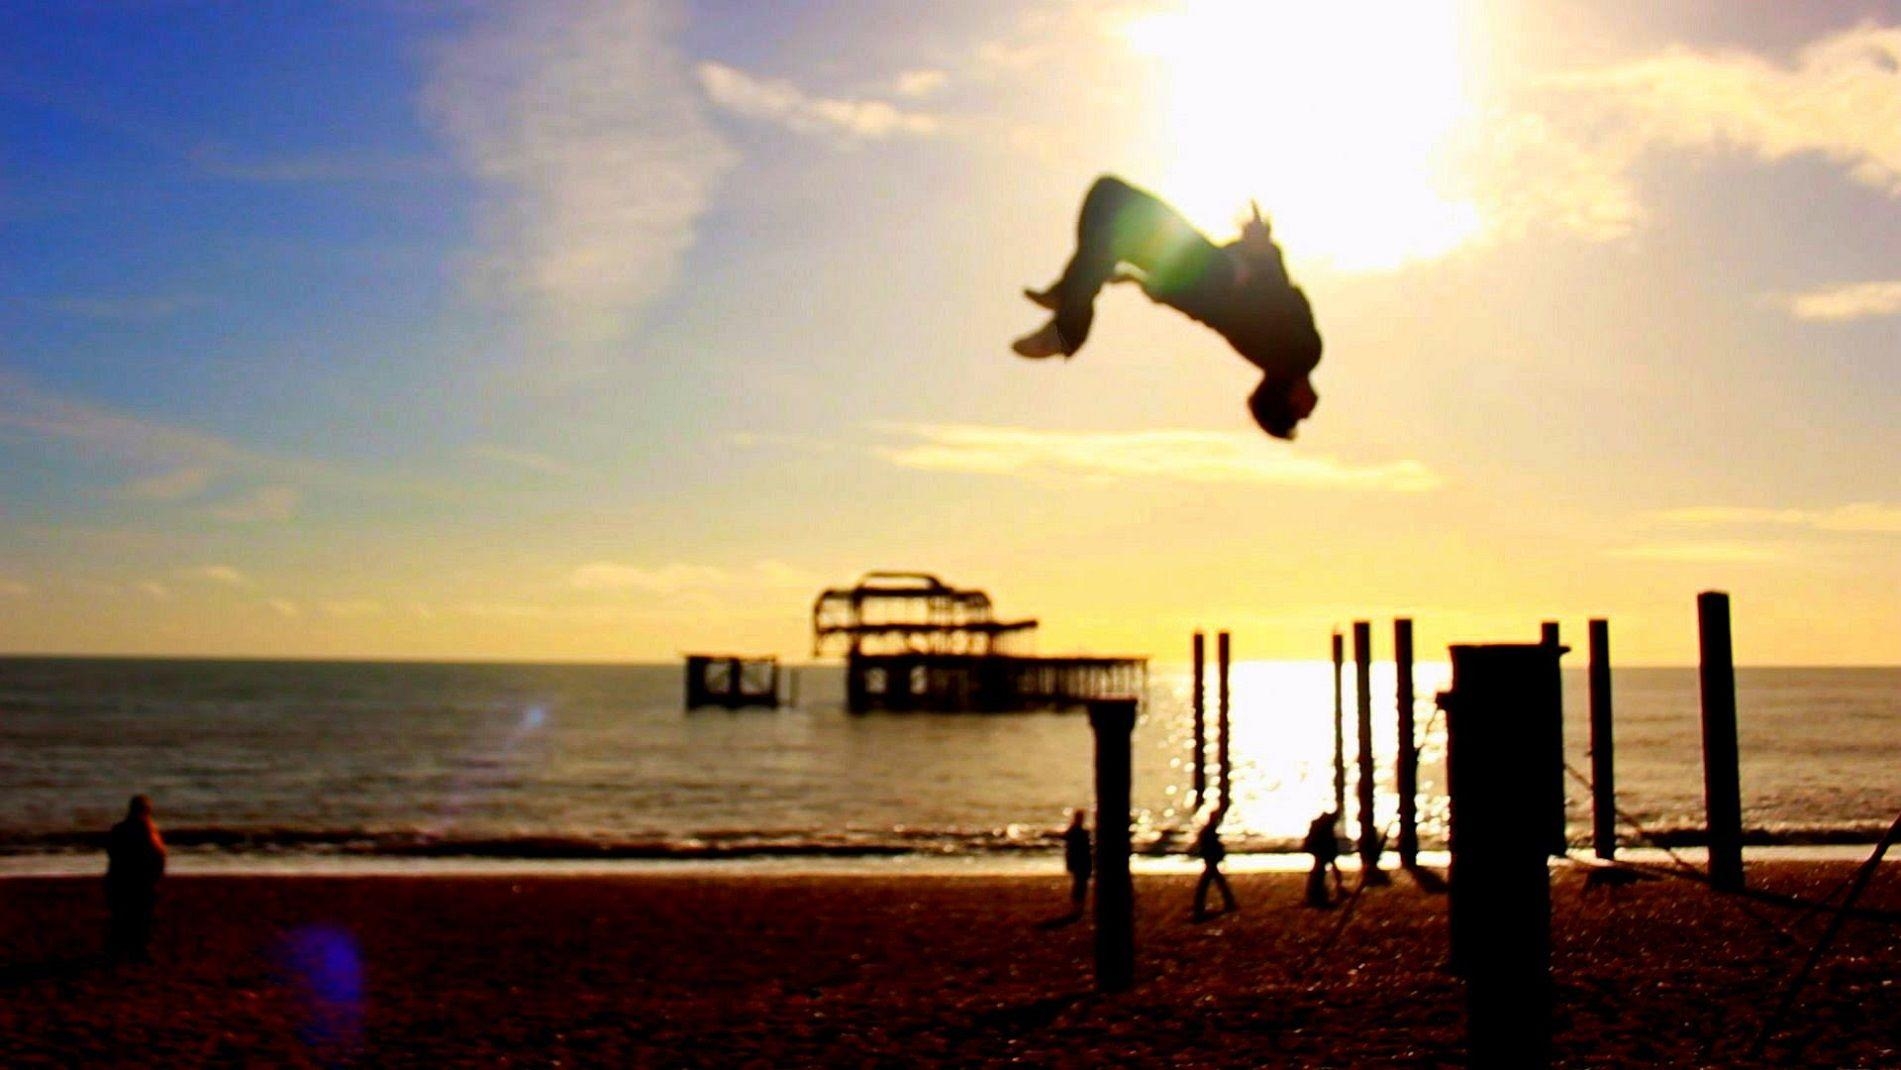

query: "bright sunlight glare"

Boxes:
[1122, 0, 1485, 272]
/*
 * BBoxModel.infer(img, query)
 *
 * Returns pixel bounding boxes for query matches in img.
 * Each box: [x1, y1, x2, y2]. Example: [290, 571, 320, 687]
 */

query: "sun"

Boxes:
[1121, 0, 1485, 272]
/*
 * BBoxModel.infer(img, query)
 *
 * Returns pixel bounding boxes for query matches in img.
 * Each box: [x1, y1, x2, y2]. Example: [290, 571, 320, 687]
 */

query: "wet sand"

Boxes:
[1, 861, 1895, 1067]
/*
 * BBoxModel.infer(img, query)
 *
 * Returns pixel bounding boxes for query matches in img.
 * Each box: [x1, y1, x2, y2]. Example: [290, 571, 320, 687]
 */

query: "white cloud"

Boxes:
[322, 600, 384, 618]
[1607, 542, 1786, 564]
[1775, 281, 1901, 322]
[137, 581, 171, 600]
[122, 466, 214, 502]
[1489, 23, 1901, 243]
[267, 598, 302, 619]
[185, 565, 250, 587]
[697, 62, 940, 139]
[210, 485, 299, 523]
[894, 69, 949, 98]
[468, 445, 572, 476]
[423, 0, 738, 347]
[1654, 503, 1901, 534]
[0, 369, 246, 469]
[876, 425, 1442, 491]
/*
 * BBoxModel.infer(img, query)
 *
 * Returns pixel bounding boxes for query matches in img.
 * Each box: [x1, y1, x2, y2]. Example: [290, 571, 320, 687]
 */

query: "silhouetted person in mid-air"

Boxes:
[1013, 175, 1323, 440]
[105, 794, 166, 962]
[1303, 809, 1344, 908]
[1063, 809, 1093, 914]
[1191, 813, 1237, 921]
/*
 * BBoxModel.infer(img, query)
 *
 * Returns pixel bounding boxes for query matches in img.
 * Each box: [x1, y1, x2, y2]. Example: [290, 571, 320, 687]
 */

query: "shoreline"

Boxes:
[2, 843, 1888, 879]
[2, 861, 1895, 1066]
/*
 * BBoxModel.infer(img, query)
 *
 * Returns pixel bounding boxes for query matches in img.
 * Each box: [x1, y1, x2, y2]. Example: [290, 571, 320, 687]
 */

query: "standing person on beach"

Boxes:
[104, 794, 166, 962]
[1303, 810, 1343, 908]
[1062, 809, 1092, 914]
[1191, 814, 1238, 921]
[1012, 175, 1323, 440]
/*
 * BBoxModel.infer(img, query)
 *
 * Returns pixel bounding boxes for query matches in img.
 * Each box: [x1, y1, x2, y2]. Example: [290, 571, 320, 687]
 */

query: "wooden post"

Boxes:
[1088, 698, 1138, 992]
[1191, 631, 1207, 814]
[1217, 631, 1232, 814]
[1697, 592, 1744, 892]
[1353, 621, 1386, 883]
[1395, 618, 1418, 868]
[1442, 644, 1556, 1068]
[1331, 630, 1346, 819]
[1539, 621, 1568, 856]
[1587, 619, 1615, 861]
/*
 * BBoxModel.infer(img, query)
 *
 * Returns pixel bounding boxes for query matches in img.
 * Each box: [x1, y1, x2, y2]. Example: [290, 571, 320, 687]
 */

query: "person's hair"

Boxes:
[1248, 378, 1301, 440]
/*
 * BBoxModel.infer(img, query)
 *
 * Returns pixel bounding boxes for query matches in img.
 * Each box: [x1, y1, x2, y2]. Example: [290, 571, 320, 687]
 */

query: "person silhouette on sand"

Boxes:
[1013, 175, 1323, 440]
[1191, 814, 1237, 921]
[1063, 809, 1093, 914]
[1303, 809, 1344, 908]
[105, 794, 166, 962]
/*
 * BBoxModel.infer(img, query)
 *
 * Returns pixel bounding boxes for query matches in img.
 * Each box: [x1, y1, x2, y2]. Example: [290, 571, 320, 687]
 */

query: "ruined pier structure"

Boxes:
[813, 572, 1146, 713]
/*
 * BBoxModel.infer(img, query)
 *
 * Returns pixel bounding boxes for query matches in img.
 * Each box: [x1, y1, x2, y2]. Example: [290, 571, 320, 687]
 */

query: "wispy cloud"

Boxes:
[0, 368, 247, 469]
[1654, 503, 1901, 534]
[894, 69, 949, 99]
[569, 559, 818, 594]
[1774, 281, 1901, 322]
[267, 598, 301, 619]
[121, 466, 215, 502]
[697, 62, 941, 140]
[1607, 542, 1786, 564]
[876, 425, 1442, 491]
[1495, 23, 1901, 243]
[137, 581, 171, 600]
[322, 600, 384, 618]
[423, 0, 737, 348]
[468, 444, 571, 476]
[209, 485, 300, 523]
[186, 144, 445, 184]
[184, 565, 250, 588]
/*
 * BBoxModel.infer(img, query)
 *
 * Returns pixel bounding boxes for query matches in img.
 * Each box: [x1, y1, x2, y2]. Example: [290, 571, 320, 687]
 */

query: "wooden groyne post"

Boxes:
[1697, 591, 1745, 892]
[1353, 621, 1387, 883]
[1441, 643, 1558, 1068]
[1191, 631, 1207, 813]
[1395, 617, 1419, 869]
[1539, 622, 1568, 856]
[1089, 697, 1138, 991]
[1216, 631, 1232, 812]
[1331, 629, 1346, 818]
[1587, 619, 1616, 861]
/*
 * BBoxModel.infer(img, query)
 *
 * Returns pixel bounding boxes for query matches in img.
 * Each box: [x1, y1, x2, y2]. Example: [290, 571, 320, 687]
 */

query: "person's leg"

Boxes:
[1024, 176, 1222, 355]
[1193, 866, 1213, 919]
[1215, 870, 1237, 912]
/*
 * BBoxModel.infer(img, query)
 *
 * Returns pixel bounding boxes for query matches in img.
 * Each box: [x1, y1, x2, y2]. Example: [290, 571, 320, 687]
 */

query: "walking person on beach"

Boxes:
[1303, 810, 1344, 908]
[104, 794, 166, 962]
[1191, 814, 1237, 921]
[1012, 174, 1323, 440]
[1062, 809, 1093, 914]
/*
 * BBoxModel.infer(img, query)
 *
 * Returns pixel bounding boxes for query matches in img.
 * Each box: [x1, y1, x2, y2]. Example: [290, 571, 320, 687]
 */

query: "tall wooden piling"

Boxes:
[1587, 619, 1616, 861]
[1088, 698, 1138, 991]
[1191, 631, 1207, 814]
[1216, 631, 1232, 813]
[1353, 621, 1386, 883]
[1395, 618, 1418, 868]
[1442, 643, 1557, 1068]
[1697, 592, 1744, 892]
[1539, 621, 1568, 856]
[1331, 630, 1346, 819]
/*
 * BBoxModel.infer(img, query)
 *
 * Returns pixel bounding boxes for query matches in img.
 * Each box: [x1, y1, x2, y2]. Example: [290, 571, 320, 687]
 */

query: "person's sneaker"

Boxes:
[1022, 285, 1061, 311]
[1011, 320, 1070, 359]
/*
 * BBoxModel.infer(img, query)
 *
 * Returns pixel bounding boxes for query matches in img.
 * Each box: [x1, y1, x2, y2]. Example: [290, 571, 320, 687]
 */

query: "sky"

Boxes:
[1, 0, 1896, 665]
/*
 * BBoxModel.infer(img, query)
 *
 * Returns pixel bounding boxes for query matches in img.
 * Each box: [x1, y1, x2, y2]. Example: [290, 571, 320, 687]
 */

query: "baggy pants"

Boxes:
[1050, 177, 1229, 352]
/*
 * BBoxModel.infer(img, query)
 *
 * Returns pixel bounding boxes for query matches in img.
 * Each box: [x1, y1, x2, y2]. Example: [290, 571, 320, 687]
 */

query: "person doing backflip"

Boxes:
[1013, 175, 1323, 440]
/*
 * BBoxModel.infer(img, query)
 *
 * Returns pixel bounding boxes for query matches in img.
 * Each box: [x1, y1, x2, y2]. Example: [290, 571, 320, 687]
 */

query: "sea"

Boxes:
[1, 658, 1894, 873]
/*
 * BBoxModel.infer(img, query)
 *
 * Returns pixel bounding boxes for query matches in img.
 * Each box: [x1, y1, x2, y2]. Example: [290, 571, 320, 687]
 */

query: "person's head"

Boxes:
[126, 795, 152, 820]
[1070, 809, 1086, 827]
[1248, 374, 1319, 440]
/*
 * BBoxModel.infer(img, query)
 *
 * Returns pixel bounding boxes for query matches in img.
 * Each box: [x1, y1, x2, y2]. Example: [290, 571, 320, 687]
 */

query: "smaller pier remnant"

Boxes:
[813, 572, 1146, 713]
[684, 654, 785, 709]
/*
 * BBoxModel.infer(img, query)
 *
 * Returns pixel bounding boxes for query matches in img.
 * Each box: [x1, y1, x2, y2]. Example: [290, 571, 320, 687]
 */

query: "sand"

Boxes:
[1, 861, 1895, 1067]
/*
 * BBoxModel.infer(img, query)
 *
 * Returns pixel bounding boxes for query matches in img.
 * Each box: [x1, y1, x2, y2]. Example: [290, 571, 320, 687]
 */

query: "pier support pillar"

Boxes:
[1353, 622, 1387, 884]
[1587, 619, 1616, 861]
[1441, 643, 1558, 1069]
[1395, 618, 1418, 869]
[1089, 698, 1138, 992]
[1539, 622, 1568, 856]
[1191, 632, 1206, 814]
[1331, 630, 1346, 820]
[1697, 592, 1745, 892]
[1216, 631, 1232, 813]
